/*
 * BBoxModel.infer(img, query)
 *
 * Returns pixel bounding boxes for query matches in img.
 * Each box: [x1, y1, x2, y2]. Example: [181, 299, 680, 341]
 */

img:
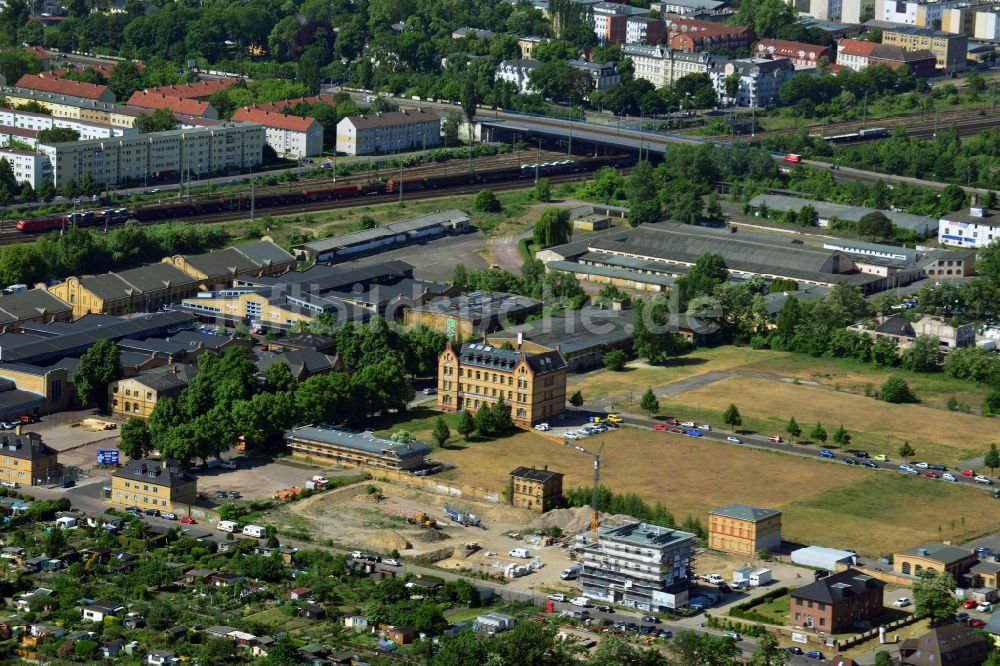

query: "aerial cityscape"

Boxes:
[0, 0, 998, 663]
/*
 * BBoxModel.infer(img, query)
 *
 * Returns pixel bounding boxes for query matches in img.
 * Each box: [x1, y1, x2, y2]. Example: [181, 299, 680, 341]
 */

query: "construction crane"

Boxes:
[565, 441, 604, 544]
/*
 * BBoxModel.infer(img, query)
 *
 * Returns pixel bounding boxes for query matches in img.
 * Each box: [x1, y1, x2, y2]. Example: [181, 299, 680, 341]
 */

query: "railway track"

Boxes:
[0, 168, 599, 248]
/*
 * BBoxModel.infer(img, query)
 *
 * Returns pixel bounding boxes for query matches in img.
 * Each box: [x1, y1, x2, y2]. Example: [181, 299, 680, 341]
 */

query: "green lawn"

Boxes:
[739, 594, 790, 625]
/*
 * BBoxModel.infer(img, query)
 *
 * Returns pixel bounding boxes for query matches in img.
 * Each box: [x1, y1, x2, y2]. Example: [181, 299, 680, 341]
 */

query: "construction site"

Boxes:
[268, 477, 641, 593]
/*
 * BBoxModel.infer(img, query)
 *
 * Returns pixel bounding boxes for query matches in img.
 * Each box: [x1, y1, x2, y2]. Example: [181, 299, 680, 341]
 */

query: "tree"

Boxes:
[414, 603, 447, 635]
[898, 440, 915, 462]
[871, 336, 900, 368]
[533, 208, 572, 248]
[603, 349, 628, 371]
[43, 525, 66, 557]
[119, 417, 153, 460]
[534, 177, 552, 203]
[750, 633, 789, 666]
[874, 653, 893, 666]
[985, 443, 1000, 478]
[37, 177, 55, 202]
[452, 263, 468, 289]
[474, 403, 496, 437]
[108, 60, 146, 101]
[913, 569, 960, 625]
[457, 410, 475, 441]
[857, 211, 894, 241]
[785, 417, 801, 442]
[75, 339, 123, 412]
[265, 362, 296, 394]
[722, 404, 742, 432]
[831, 424, 851, 447]
[492, 396, 515, 435]
[569, 390, 584, 408]
[432, 416, 451, 447]
[880, 377, 917, 403]
[473, 188, 502, 213]
[134, 108, 177, 133]
[900, 335, 940, 373]
[810, 422, 827, 444]
[640, 388, 659, 418]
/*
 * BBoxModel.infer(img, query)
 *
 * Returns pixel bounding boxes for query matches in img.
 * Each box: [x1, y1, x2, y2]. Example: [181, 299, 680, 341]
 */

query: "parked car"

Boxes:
[641, 615, 659, 623]
[215, 490, 227, 498]
[726, 436, 742, 444]
[143, 509, 160, 517]
[993, 489, 1000, 499]
[844, 457, 858, 465]
[220, 460, 237, 469]
[863, 461, 879, 469]
[961, 469, 976, 477]
[0, 481, 18, 488]
[785, 647, 803, 655]
[893, 597, 911, 607]
[685, 429, 701, 437]
[923, 471, 939, 479]
[929, 464, 948, 472]
[680, 421, 696, 428]
[874, 454, 888, 462]
[942, 473, 957, 482]
[228, 490, 241, 499]
[125, 507, 141, 517]
[666, 419, 680, 425]
[768, 435, 783, 443]
[0, 422, 14, 430]
[971, 619, 987, 629]
[805, 651, 824, 660]
[899, 464, 918, 474]
[179, 517, 196, 524]
[607, 414, 623, 423]
[547, 594, 567, 602]
[955, 612, 970, 622]
[161, 512, 177, 520]
[717, 582, 732, 593]
[670, 428, 683, 434]
[564, 432, 580, 440]
[422, 388, 437, 395]
[978, 602, 992, 612]
[975, 475, 993, 485]
[351, 551, 365, 558]
[596, 605, 612, 613]
[698, 424, 711, 431]
[653, 423, 667, 431]
[963, 599, 978, 609]
[723, 632, 741, 641]
[847, 450, 870, 458]
[914, 461, 929, 469]
[18, 415, 36, 424]
[534, 423, 550, 431]
[819, 450, 835, 458]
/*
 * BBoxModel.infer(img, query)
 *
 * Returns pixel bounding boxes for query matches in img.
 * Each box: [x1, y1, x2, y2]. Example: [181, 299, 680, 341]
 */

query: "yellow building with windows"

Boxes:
[708, 503, 782, 556]
[108, 365, 195, 420]
[436, 340, 567, 427]
[893, 543, 977, 580]
[48, 263, 200, 317]
[109, 459, 196, 512]
[881, 26, 967, 71]
[0, 431, 59, 487]
[509, 466, 564, 513]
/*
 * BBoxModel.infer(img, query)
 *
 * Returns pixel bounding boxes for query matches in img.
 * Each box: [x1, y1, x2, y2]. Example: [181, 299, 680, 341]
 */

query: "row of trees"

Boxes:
[452, 261, 587, 311]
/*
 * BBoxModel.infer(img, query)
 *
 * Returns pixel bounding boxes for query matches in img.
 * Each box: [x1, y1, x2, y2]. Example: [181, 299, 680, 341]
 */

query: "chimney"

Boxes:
[517, 332, 523, 349]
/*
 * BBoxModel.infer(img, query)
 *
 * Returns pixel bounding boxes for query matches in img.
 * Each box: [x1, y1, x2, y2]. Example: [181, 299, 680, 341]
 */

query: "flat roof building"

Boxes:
[939, 205, 1000, 248]
[284, 425, 431, 471]
[292, 210, 470, 263]
[748, 193, 937, 236]
[582, 522, 695, 611]
[405, 291, 543, 339]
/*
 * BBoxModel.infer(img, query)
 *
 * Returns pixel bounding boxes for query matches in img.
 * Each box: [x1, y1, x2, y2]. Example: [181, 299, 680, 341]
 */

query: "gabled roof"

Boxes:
[710, 503, 781, 522]
[900, 622, 990, 666]
[178, 240, 294, 280]
[112, 459, 194, 488]
[837, 38, 878, 58]
[78, 263, 198, 301]
[898, 543, 974, 565]
[139, 80, 239, 99]
[16, 73, 112, 101]
[791, 568, 884, 604]
[127, 90, 213, 117]
[341, 108, 441, 130]
[231, 107, 320, 133]
[0, 289, 72, 325]
[754, 39, 830, 61]
[870, 44, 936, 63]
[121, 365, 197, 392]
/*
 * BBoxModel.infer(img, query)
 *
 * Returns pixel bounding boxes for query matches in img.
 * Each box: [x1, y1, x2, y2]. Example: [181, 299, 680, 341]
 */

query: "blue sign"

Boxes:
[97, 449, 120, 466]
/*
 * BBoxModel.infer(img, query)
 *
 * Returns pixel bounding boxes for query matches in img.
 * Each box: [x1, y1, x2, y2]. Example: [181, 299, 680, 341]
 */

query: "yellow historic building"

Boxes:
[708, 503, 782, 556]
[163, 239, 296, 291]
[109, 459, 196, 512]
[509, 466, 564, 513]
[108, 365, 195, 420]
[48, 264, 200, 317]
[436, 340, 566, 427]
[0, 431, 60, 487]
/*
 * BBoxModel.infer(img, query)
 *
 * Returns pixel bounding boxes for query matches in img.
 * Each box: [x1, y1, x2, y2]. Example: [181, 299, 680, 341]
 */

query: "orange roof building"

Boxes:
[666, 16, 754, 53]
[15, 73, 116, 103]
[754, 39, 832, 68]
[139, 79, 241, 101]
[127, 91, 218, 119]
[836, 38, 878, 71]
[231, 106, 323, 158]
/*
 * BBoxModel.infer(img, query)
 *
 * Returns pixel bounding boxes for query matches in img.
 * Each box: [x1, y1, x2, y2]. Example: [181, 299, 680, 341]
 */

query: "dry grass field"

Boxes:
[668, 376, 992, 464]
[431, 427, 1000, 554]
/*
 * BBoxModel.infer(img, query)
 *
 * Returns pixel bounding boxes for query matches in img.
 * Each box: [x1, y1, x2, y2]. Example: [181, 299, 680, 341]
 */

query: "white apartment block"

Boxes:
[231, 107, 324, 158]
[581, 522, 695, 612]
[622, 45, 718, 89]
[36, 122, 264, 187]
[569, 60, 622, 92]
[938, 206, 1000, 249]
[974, 10, 1000, 39]
[712, 57, 794, 108]
[495, 59, 541, 94]
[335, 109, 442, 157]
[873, 0, 962, 26]
[841, 0, 875, 23]
[0, 148, 51, 188]
[0, 108, 134, 140]
[794, 0, 843, 21]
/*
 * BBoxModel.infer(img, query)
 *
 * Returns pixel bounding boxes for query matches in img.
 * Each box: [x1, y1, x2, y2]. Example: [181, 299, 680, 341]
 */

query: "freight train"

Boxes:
[818, 127, 890, 144]
[16, 155, 635, 233]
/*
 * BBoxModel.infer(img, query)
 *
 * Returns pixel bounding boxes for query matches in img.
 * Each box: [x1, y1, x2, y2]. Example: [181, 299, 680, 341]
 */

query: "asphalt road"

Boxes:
[337, 230, 489, 283]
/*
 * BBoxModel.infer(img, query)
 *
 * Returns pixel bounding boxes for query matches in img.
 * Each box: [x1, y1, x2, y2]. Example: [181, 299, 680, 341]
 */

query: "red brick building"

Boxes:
[868, 44, 937, 78]
[667, 16, 753, 53]
[754, 39, 832, 68]
[790, 568, 884, 632]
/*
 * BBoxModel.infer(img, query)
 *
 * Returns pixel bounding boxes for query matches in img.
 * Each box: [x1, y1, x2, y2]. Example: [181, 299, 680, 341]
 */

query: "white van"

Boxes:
[508, 548, 530, 558]
[242, 524, 267, 538]
[570, 596, 591, 607]
[217, 520, 238, 533]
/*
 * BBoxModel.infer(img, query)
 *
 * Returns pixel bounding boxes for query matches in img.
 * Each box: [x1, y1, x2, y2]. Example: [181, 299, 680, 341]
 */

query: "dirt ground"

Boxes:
[433, 427, 1000, 555]
[670, 375, 990, 463]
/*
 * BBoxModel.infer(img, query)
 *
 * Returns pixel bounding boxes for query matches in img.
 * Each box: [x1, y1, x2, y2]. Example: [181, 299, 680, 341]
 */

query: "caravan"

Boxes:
[242, 524, 267, 538]
[216, 521, 238, 533]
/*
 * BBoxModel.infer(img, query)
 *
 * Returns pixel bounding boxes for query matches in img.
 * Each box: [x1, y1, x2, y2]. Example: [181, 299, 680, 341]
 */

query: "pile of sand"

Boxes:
[412, 528, 451, 543]
[362, 530, 411, 552]
[529, 506, 636, 534]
